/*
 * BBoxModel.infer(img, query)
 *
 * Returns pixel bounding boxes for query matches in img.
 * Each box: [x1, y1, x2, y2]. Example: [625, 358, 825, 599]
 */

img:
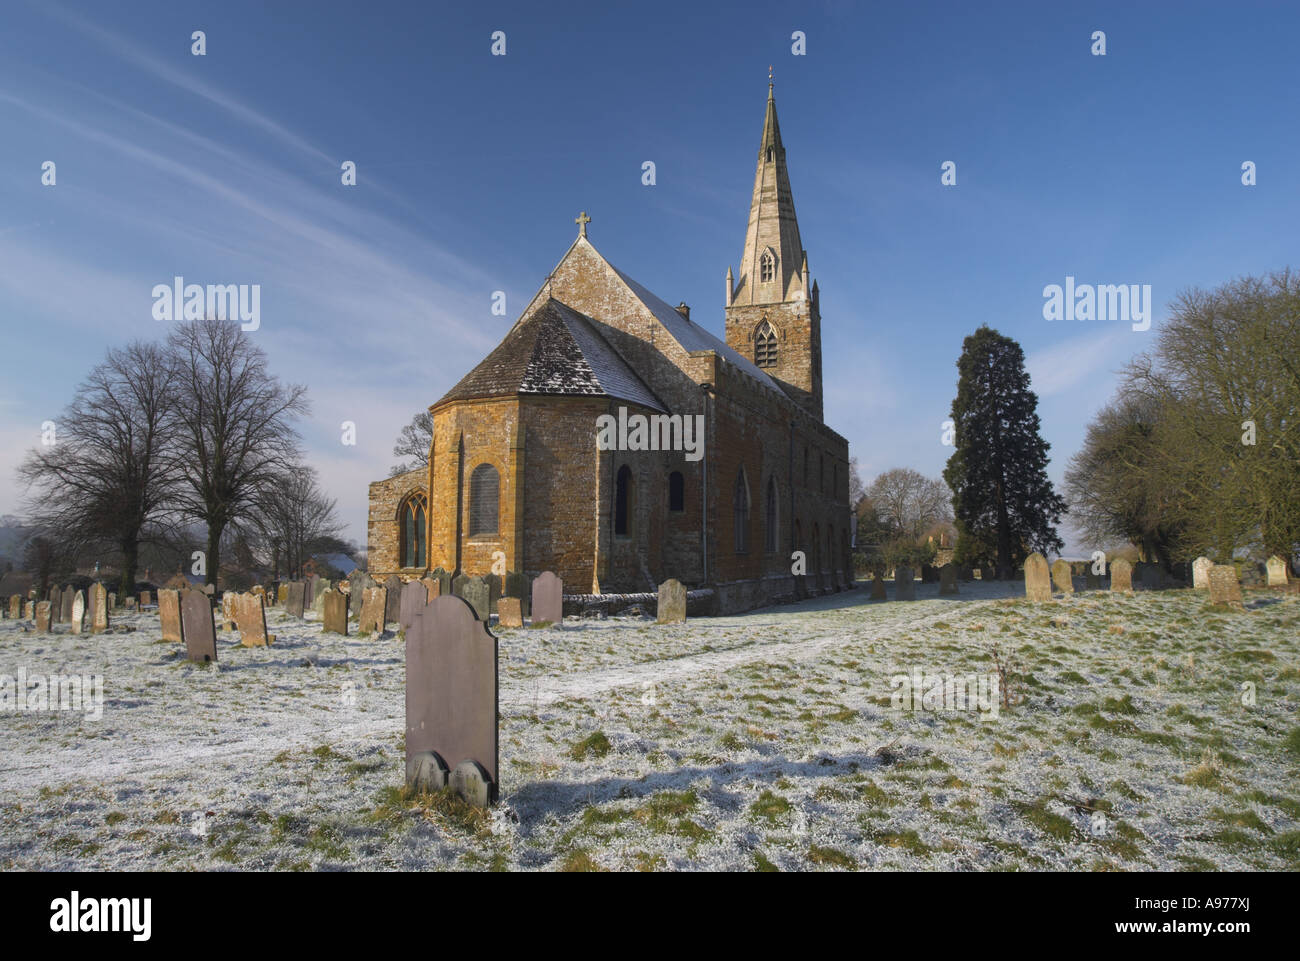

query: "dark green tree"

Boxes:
[944, 326, 1066, 578]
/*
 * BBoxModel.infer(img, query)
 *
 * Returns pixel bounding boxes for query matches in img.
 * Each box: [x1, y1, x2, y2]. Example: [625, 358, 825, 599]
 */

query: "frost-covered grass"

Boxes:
[2, 581, 1298, 871]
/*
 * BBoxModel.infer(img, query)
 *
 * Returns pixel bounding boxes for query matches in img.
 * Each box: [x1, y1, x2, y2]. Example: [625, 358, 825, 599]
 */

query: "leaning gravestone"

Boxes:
[1208, 565, 1243, 607]
[1109, 558, 1133, 593]
[657, 578, 687, 624]
[180, 590, 218, 663]
[322, 589, 349, 635]
[939, 563, 959, 596]
[458, 576, 492, 622]
[1024, 553, 1052, 602]
[158, 589, 184, 642]
[1267, 555, 1289, 587]
[405, 594, 499, 806]
[70, 591, 86, 634]
[399, 579, 428, 633]
[503, 571, 530, 617]
[358, 586, 388, 634]
[1050, 559, 1074, 595]
[497, 597, 523, 628]
[894, 567, 915, 601]
[35, 601, 51, 633]
[1192, 556, 1212, 590]
[91, 583, 110, 634]
[384, 575, 403, 625]
[234, 592, 272, 647]
[870, 575, 887, 600]
[531, 571, 562, 627]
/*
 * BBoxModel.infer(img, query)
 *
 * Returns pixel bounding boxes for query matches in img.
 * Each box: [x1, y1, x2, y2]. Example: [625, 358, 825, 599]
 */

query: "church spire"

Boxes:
[732, 77, 805, 306]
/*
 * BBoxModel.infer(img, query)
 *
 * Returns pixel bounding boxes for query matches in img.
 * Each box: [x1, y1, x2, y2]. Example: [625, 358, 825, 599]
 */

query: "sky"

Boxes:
[2, 0, 1297, 558]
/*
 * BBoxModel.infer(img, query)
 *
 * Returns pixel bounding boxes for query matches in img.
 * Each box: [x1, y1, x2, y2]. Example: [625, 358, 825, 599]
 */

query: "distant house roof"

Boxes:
[435, 298, 665, 412]
[313, 553, 359, 576]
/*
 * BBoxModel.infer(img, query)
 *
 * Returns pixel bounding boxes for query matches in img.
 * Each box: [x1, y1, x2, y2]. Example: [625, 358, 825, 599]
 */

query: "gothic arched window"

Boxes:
[468, 464, 499, 536]
[400, 492, 427, 569]
[615, 465, 633, 536]
[760, 250, 776, 284]
[755, 320, 777, 368]
[669, 471, 685, 512]
[734, 468, 750, 554]
[764, 476, 778, 553]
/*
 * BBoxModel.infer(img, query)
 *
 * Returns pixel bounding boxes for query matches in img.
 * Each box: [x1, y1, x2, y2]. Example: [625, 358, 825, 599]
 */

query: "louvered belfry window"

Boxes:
[469, 463, 499, 536]
[755, 320, 777, 368]
[760, 250, 775, 283]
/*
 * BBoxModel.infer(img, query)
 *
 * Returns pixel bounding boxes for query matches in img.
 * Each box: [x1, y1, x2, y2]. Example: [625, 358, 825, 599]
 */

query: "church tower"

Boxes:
[724, 77, 823, 421]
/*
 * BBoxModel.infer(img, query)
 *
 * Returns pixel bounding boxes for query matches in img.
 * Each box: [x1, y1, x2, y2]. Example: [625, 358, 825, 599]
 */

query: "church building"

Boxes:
[367, 82, 851, 614]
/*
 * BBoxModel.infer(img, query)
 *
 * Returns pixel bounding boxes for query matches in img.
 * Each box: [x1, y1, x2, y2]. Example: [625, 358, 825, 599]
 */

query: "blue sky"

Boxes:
[2, 0, 1297, 557]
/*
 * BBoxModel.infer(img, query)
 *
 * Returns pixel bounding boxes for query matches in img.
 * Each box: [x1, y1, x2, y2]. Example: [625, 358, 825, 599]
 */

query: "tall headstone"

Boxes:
[35, 601, 51, 632]
[284, 581, 306, 618]
[531, 571, 562, 626]
[311, 579, 332, 614]
[108, 592, 117, 611]
[86, 584, 98, 627]
[1023, 553, 1051, 602]
[399, 579, 428, 633]
[180, 590, 218, 662]
[234, 592, 272, 647]
[348, 573, 373, 619]
[322, 589, 349, 635]
[1050, 559, 1074, 595]
[384, 575, 403, 625]
[90, 583, 110, 633]
[1109, 558, 1133, 593]
[938, 563, 959, 596]
[1267, 555, 1289, 587]
[451, 573, 469, 604]
[894, 567, 915, 601]
[1208, 565, 1243, 607]
[503, 571, 530, 617]
[61, 588, 74, 623]
[7, 595, 20, 619]
[221, 591, 238, 631]
[69, 591, 86, 634]
[459, 576, 492, 622]
[158, 589, 184, 642]
[1192, 556, 1212, 590]
[305, 574, 320, 607]
[405, 595, 499, 806]
[497, 597, 523, 628]
[870, 575, 887, 600]
[657, 578, 686, 624]
[49, 586, 62, 623]
[358, 586, 388, 634]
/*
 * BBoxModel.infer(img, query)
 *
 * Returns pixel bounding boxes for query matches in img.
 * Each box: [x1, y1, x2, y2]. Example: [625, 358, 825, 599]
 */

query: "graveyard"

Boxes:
[2, 575, 1298, 871]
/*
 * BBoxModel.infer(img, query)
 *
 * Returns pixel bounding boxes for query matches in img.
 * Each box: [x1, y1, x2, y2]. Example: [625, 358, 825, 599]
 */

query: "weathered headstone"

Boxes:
[384, 575, 403, 624]
[458, 576, 492, 621]
[1109, 558, 1133, 593]
[277, 583, 289, 605]
[180, 590, 218, 662]
[1267, 555, 1290, 587]
[69, 591, 86, 634]
[305, 574, 320, 607]
[311, 579, 332, 614]
[234, 592, 272, 647]
[48, 586, 61, 623]
[35, 601, 51, 633]
[894, 567, 915, 601]
[358, 586, 388, 634]
[870, 575, 887, 600]
[503, 571, 530, 617]
[938, 563, 959, 596]
[139, 589, 152, 608]
[399, 579, 428, 633]
[90, 583, 110, 633]
[420, 577, 441, 602]
[158, 589, 185, 643]
[1192, 556, 1212, 590]
[108, 592, 117, 611]
[531, 571, 562, 626]
[429, 567, 452, 599]
[125, 597, 137, 611]
[657, 578, 686, 624]
[322, 588, 349, 635]
[1024, 553, 1051, 602]
[348, 572, 373, 619]
[405, 594, 499, 806]
[7, 594, 20, 619]
[86, 584, 98, 627]
[61, 588, 74, 623]
[1050, 559, 1074, 595]
[497, 596, 523, 628]
[221, 591, 238, 631]
[1208, 565, 1243, 607]
[451, 573, 469, 603]
[284, 581, 306, 618]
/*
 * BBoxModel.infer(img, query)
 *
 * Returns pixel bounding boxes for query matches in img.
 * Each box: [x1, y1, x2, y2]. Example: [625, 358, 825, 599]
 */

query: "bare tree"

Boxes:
[17, 341, 177, 596]
[390, 409, 433, 477]
[253, 466, 344, 579]
[165, 318, 309, 587]
[867, 468, 952, 542]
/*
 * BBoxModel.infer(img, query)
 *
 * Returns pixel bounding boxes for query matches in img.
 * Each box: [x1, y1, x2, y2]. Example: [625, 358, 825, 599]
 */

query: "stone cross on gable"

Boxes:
[575, 211, 591, 238]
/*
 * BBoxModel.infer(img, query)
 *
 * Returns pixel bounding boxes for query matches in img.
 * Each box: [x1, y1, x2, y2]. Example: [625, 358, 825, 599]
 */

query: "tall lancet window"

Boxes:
[733, 468, 751, 554]
[755, 320, 778, 368]
[401, 492, 428, 568]
[760, 250, 775, 284]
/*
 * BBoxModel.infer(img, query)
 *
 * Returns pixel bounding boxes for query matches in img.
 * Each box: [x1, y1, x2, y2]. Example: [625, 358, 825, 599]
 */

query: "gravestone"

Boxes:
[503, 571, 530, 617]
[1023, 553, 1051, 602]
[870, 575, 887, 600]
[235, 592, 272, 647]
[1240, 563, 1266, 588]
[70, 591, 86, 634]
[305, 574, 320, 607]
[49, 586, 62, 623]
[497, 596, 523, 628]
[459, 576, 492, 622]
[311, 579, 332, 614]
[180, 590, 218, 663]
[348, 573, 373, 619]
[451, 573, 469, 603]
[405, 594, 499, 806]
[1109, 558, 1133, 593]
[60, 588, 73, 623]
[399, 579, 428, 633]
[125, 597, 136, 611]
[87, 584, 98, 627]
[221, 591, 238, 631]
[358, 586, 388, 634]
[90, 583, 110, 634]
[1050, 559, 1074, 595]
[531, 571, 562, 626]
[24, 600, 34, 619]
[108, 592, 116, 611]
[284, 581, 306, 618]
[384, 575, 403, 625]
[139, 590, 152, 607]
[894, 567, 915, 601]
[277, 584, 289, 605]
[35, 601, 51, 633]
[158, 589, 185, 643]
[920, 564, 939, 584]
[938, 563, 959, 596]
[657, 578, 686, 624]
[1208, 565, 1243, 607]
[322, 589, 349, 635]
[1192, 556, 1212, 590]
[430, 567, 452, 599]
[420, 577, 440, 602]
[1267, 555, 1289, 587]
[7, 595, 20, 619]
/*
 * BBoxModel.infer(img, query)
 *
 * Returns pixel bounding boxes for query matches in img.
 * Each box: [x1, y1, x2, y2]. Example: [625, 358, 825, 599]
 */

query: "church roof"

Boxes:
[434, 298, 666, 412]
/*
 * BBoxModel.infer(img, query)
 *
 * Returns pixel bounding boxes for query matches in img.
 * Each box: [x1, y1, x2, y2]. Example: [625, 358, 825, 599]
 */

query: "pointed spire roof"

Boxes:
[733, 80, 805, 306]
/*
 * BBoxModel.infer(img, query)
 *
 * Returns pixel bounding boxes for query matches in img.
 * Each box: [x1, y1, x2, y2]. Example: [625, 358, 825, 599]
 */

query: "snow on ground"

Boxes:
[1, 580, 1298, 871]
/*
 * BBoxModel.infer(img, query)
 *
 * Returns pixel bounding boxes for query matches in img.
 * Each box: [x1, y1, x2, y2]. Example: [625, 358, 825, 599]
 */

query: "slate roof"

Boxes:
[435, 298, 665, 412]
